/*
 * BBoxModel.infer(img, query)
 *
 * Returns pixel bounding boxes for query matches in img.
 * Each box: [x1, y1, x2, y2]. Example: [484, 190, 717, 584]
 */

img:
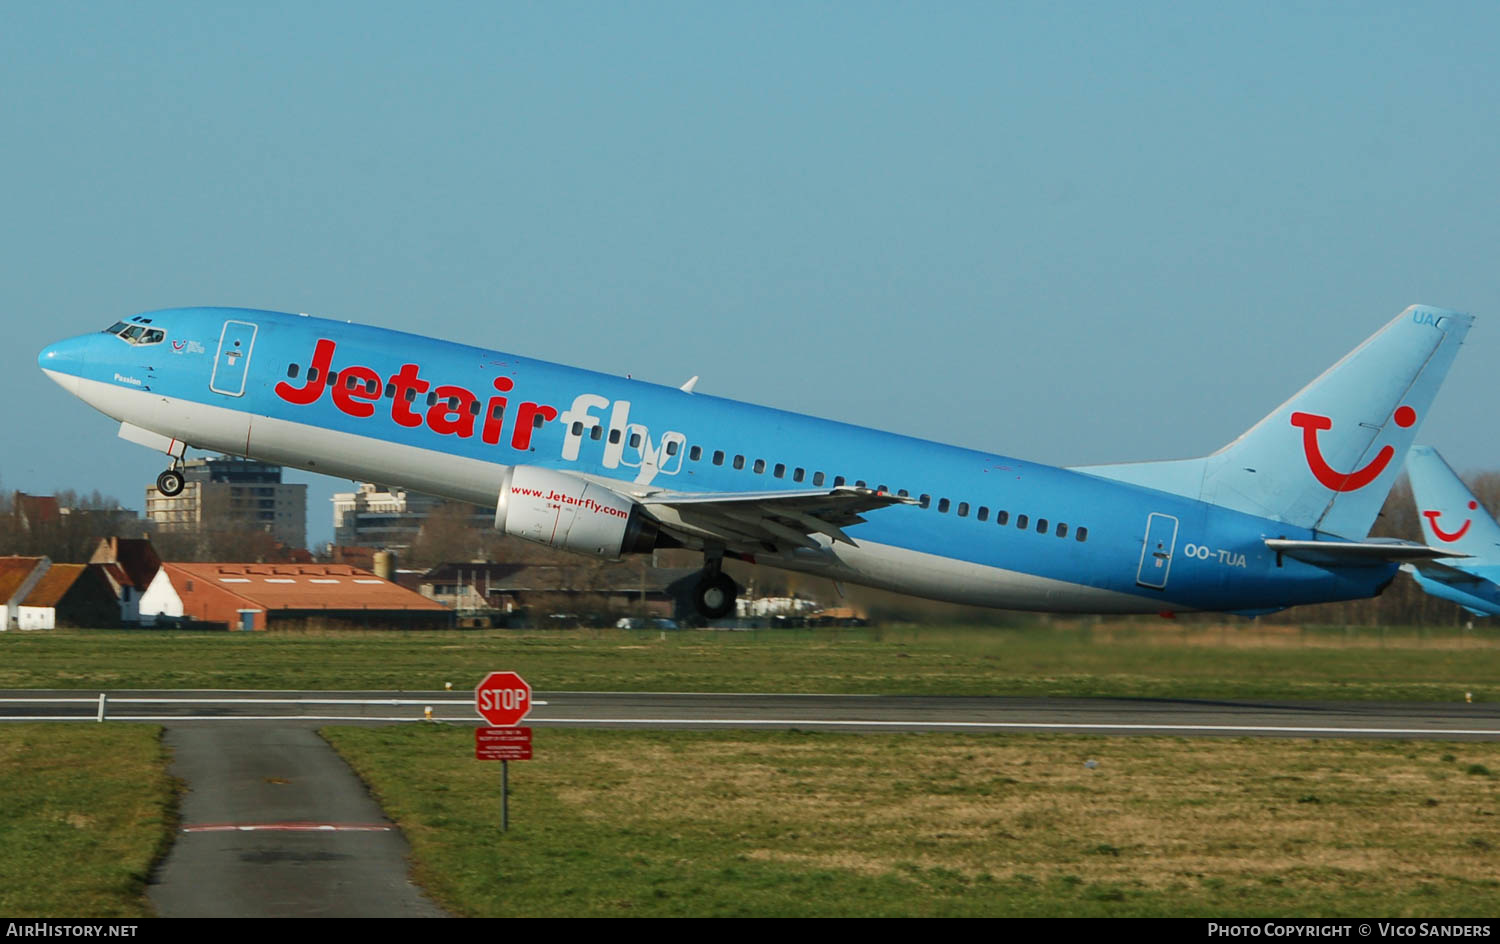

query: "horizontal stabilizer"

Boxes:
[1266, 538, 1468, 568]
[1402, 559, 1486, 585]
[1402, 561, 1500, 617]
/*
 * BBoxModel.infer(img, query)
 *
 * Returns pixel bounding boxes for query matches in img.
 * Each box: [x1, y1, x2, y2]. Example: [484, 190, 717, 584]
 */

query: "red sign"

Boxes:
[476, 726, 533, 761]
[475, 671, 532, 726]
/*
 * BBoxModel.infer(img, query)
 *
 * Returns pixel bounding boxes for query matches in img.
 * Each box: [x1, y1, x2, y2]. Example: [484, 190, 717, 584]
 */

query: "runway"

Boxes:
[2, 689, 1497, 739]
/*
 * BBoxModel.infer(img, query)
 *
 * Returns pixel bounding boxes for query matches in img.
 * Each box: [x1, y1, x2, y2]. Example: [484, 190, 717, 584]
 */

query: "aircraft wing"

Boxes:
[1265, 538, 1470, 568]
[636, 486, 917, 553]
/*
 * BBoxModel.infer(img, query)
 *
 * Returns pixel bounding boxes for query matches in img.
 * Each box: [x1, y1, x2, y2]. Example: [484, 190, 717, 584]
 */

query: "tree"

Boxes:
[407, 502, 488, 569]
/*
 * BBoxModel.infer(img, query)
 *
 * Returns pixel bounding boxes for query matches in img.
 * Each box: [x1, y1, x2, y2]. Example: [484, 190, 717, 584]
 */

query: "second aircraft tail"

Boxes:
[1406, 445, 1500, 560]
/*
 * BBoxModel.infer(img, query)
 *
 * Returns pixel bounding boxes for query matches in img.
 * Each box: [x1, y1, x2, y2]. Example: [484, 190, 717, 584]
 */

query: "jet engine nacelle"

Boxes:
[494, 465, 659, 559]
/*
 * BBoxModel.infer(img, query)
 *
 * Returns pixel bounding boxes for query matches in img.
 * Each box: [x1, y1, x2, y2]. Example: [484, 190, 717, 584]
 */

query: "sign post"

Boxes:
[474, 672, 534, 831]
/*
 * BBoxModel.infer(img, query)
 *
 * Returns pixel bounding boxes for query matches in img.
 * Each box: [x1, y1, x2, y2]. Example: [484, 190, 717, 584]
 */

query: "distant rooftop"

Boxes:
[183, 455, 287, 485]
[0, 557, 46, 601]
[22, 564, 85, 608]
[165, 562, 448, 612]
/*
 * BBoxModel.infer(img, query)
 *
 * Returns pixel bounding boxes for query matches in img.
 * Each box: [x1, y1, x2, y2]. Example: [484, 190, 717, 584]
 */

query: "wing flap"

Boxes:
[639, 486, 916, 554]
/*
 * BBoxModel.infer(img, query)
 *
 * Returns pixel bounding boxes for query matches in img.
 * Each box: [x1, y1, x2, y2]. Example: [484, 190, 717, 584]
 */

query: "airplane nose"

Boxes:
[38, 335, 90, 394]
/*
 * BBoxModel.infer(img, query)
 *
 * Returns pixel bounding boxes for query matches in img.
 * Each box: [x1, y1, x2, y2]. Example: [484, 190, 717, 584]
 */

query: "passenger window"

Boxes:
[490, 402, 503, 419]
[591, 426, 603, 440]
[957, 502, 969, 517]
[1036, 518, 1048, 533]
[919, 494, 931, 509]
[327, 371, 338, 387]
[287, 364, 300, 378]
[385, 382, 395, 398]
[1017, 514, 1029, 529]
[734, 455, 745, 470]
[978, 506, 989, 521]
[403, 387, 415, 402]
[855, 480, 866, 488]
[1076, 527, 1088, 542]
[753, 459, 765, 474]
[367, 379, 379, 396]
[426, 392, 437, 406]
[938, 498, 950, 513]
[713, 450, 725, 466]
[610, 429, 622, 444]
[773, 463, 785, 478]
[533, 414, 545, 428]
[347, 374, 359, 389]
[897, 489, 909, 497]
[834, 476, 845, 487]
[1056, 523, 1068, 538]
[572, 422, 584, 436]
[793, 468, 805, 482]
[629, 433, 641, 448]
[308, 368, 321, 383]
[666, 441, 680, 457]
[813, 472, 825, 486]
[996, 510, 1009, 525]
[468, 399, 481, 416]
[690, 446, 702, 461]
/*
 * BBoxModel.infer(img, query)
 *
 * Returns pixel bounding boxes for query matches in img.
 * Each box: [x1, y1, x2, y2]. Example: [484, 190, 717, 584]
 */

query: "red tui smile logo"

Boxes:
[1290, 405, 1416, 492]
[1423, 501, 1476, 543]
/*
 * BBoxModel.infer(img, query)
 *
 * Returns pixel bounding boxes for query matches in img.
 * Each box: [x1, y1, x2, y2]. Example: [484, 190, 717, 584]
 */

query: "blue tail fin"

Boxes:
[1405, 446, 1500, 560]
[1076, 305, 1473, 538]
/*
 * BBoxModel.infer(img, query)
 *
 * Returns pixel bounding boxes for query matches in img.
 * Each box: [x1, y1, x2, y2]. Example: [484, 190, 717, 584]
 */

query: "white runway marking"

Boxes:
[5, 714, 1492, 738]
[182, 823, 394, 833]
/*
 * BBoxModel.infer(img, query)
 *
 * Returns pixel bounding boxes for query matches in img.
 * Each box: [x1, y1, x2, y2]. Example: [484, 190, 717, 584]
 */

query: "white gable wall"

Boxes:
[137, 567, 183, 626]
[17, 606, 55, 630]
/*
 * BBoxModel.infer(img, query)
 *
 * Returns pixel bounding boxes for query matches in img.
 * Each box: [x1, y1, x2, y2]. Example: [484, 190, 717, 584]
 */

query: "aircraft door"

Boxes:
[210, 320, 259, 397]
[1135, 512, 1179, 589]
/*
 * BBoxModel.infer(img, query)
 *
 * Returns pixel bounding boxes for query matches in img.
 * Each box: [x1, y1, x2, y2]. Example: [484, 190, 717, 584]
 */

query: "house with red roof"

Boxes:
[16, 564, 121, 630]
[0, 557, 50, 630]
[149, 562, 451, 630]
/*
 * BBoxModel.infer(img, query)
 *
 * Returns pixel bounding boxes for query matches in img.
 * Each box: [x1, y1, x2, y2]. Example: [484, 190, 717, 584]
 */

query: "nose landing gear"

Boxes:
[156, 463, 186, 497]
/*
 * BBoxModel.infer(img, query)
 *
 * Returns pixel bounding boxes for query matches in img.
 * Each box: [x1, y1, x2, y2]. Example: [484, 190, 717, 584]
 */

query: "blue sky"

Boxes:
[5, 2, 1498, 547]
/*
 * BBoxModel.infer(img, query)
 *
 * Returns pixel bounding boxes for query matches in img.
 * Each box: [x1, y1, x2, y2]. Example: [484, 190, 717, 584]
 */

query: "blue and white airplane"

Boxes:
[38, 304, 1471, 619]
[1403, 445, 1500, 617]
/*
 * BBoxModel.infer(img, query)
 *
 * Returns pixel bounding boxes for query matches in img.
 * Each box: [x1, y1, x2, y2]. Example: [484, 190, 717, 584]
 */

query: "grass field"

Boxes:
[324, 725, 1500, 917]
[2, 623, 1498, 917]
[0, 725, 175, 918]
[0, 623, 1494, 701]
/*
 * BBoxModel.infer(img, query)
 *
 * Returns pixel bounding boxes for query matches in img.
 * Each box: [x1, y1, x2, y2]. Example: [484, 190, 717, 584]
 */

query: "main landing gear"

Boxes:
[156, 461, 185, 497]
[692, 554, 740, 620]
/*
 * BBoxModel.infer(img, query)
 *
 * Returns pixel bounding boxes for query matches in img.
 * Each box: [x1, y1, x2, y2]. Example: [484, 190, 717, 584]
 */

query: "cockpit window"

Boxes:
[105, 322, 166, 345]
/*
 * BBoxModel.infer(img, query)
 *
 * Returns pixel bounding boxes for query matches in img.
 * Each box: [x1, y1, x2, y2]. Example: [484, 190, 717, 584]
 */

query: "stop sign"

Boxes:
[475, 671, 532, 726]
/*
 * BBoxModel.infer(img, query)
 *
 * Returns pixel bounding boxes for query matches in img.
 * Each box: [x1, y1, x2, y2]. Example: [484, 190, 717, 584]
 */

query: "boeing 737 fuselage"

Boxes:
[39, 305, 1472, 619]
